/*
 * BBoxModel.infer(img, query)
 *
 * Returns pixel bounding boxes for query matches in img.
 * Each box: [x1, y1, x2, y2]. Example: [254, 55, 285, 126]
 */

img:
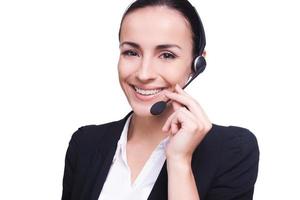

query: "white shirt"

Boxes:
[98, 115, 169, 200]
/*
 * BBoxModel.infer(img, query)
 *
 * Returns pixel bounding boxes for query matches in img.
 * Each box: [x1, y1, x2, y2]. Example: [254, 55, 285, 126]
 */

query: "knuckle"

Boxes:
[196, 123, 205, 133]
[189, 123, 198, 133]
[177, 106, 186, 113]
[180, 106, 187, 111]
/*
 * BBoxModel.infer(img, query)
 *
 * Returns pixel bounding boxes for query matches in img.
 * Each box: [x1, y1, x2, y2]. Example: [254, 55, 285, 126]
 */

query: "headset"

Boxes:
[150, 9, 207, 115]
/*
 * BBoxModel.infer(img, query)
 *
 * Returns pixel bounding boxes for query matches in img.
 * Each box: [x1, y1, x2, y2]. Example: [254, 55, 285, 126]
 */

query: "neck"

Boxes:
[128, 105, 173, 143]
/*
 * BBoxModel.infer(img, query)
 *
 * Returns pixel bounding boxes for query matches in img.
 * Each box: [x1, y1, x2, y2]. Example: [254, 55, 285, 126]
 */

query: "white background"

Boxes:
[0, 0, 299, 199]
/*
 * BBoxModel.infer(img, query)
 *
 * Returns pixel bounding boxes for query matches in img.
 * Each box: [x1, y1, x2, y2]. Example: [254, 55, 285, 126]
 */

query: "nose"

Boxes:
[136, 56, 156, 82]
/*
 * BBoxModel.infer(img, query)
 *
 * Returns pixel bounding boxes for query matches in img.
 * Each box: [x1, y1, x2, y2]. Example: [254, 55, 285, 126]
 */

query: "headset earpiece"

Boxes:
[193, 56, 206, 75]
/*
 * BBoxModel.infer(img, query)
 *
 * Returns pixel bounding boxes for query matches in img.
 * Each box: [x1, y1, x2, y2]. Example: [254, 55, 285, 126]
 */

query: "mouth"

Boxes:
[130, 84, 165, 97]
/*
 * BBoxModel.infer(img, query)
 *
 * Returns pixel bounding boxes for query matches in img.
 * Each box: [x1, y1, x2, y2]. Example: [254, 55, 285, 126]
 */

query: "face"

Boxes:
[118, 6, 194, 117]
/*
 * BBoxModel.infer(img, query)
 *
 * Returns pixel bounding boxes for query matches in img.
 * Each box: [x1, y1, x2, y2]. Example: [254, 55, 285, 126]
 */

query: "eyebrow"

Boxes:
[119, 41, 182, 50]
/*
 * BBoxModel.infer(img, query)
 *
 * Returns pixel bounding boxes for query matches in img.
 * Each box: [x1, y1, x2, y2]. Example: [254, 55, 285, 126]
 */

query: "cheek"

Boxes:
[161, 63, 192, 87]
[118, 59, 129, 93]
[118, 55, 145, 83]
[118, 58, 135, 82]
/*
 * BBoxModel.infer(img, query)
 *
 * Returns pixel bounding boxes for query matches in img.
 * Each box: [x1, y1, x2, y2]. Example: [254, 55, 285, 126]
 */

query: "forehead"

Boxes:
[120, 6, 193, 49]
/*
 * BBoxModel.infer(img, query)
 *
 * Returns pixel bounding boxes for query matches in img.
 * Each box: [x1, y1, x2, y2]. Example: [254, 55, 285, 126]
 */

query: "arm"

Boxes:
[162, 84, 212, 200]
[205, 128, 259, 200]
[167, 157, 200, 200]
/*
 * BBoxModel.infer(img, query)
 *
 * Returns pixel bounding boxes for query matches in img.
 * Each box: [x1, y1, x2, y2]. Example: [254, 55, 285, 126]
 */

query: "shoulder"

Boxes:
[71, 121, 118, 144]
[198, 124, 260, 198]
[217, 124, 259, 172]
[68, 111, 133, 153]
[215, 124, 259, 162]
[209, 124, 257, 141]
[71, 112, 132, 145]
[214, 124, 258, 152]
[200, 124, 259, 155]
[69, 118, 125, 151]
[202, 124, 259, 171]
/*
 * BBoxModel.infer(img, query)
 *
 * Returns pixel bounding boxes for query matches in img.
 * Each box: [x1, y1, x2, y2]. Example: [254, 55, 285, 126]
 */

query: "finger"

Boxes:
[162, 107, 194, 133]
[162, 111, 176, 132]
[168, 112, 182, 135]
[175, 83, 189, 96]
[164, 91, 197, 114]
[175, 84, 200, 108]
[165, 91, 211, 129]
[171, 122, 179, 135]
[172, 108, 199, 134]
[171, 100, 182, 111]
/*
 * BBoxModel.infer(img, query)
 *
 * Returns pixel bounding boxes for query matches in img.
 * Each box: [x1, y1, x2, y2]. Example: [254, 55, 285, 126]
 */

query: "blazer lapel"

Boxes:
[80, 111, 172, 200]
[147, 162, 168, 200]
[82, 112, 133, 200]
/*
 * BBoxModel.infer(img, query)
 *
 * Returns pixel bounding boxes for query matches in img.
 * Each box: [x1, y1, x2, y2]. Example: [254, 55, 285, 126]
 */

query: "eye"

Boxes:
[122, 50, 139, 57]
[160, 52, 176, 60]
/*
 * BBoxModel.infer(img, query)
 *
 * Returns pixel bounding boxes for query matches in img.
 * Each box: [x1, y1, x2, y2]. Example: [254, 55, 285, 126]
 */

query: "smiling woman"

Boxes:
[118, 6, 194, 116]
[61, 0, 259, 200]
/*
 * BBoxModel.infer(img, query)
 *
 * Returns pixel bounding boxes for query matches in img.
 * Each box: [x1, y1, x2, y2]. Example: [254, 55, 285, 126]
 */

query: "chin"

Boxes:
[129, 101, 155, 117]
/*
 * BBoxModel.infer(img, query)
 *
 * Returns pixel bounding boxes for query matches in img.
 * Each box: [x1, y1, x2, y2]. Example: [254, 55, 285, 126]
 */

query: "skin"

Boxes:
[118, 6, 212, 200]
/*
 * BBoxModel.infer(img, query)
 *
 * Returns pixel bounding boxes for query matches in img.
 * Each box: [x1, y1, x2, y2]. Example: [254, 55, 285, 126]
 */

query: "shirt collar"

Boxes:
[118, 114, 132, 147]
[159, 136, 170, 150]
[113, 114, 132, 162]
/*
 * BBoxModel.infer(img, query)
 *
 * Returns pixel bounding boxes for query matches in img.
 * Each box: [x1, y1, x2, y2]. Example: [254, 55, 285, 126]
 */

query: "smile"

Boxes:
[131, 85, 164, 96]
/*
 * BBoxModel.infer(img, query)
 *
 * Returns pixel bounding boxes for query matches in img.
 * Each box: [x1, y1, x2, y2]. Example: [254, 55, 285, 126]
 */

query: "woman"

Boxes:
[62, 0, 259, 199]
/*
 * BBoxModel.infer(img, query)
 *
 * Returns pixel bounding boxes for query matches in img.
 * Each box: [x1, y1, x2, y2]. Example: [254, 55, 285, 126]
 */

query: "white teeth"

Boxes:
[134, 86, 162, 96]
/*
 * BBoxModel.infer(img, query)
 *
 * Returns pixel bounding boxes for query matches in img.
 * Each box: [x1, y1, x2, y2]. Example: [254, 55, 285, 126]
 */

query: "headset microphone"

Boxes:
[150, 56, 206, 115]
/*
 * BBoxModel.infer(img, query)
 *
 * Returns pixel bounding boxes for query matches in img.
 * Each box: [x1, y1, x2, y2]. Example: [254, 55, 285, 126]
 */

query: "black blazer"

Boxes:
[62, 112, 259, 200]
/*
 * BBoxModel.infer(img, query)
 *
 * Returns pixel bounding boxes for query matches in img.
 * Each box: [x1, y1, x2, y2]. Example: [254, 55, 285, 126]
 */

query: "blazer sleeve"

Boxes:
[61, 128, 81, 200]
[205, 127, 259, 200]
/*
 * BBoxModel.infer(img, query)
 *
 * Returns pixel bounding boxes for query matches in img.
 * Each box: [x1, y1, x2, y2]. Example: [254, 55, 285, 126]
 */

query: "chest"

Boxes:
[126, 144, 158, 183]
[98, 141, 167, 200]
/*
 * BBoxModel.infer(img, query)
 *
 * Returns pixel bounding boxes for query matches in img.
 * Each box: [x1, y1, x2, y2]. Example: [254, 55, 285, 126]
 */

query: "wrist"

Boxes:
[167, 156, 192, 171]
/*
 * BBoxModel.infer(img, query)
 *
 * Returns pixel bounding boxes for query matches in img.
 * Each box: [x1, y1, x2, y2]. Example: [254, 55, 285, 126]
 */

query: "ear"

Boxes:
[202, 50, 207, 58]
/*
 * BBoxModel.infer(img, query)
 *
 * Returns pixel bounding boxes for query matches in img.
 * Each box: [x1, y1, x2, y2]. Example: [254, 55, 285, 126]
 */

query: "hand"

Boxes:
[162, 84, 212, 163]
